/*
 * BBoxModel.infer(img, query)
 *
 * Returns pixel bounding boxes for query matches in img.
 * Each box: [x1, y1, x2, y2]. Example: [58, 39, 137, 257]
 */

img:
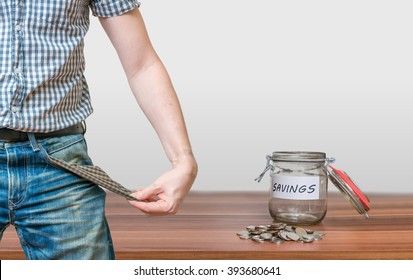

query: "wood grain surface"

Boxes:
[1, 191, 413, 260]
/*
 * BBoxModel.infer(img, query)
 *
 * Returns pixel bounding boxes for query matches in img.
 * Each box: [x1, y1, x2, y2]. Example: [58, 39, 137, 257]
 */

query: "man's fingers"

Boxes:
[129, 199, 176, 216]
[132, 185, 160, 201]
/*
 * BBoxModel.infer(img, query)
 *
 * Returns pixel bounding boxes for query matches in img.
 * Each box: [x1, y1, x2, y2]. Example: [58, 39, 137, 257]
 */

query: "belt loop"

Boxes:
[27, 133, 40, 152]
[81, 120, 87, 134]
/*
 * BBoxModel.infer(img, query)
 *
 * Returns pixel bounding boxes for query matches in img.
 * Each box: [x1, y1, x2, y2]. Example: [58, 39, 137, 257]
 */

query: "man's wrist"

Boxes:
[172, 152, 198, 176]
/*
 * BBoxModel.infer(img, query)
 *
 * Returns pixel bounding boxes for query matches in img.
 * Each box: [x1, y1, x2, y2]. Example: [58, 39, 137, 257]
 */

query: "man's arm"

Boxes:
[99, 8, 197, 215]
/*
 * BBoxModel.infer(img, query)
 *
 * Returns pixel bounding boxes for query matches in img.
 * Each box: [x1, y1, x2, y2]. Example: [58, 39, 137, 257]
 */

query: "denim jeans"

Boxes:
[0, 133, 115, 259]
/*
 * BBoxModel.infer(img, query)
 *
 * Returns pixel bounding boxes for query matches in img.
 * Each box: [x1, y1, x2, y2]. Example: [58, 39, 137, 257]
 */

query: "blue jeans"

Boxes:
[0, 134, 115, 259]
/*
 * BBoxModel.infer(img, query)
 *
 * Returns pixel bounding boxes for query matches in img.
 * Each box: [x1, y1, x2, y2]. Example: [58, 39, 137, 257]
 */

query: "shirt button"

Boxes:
[15, 25, 22, 32]
[11, 106, 19, 113]
[14, 68, 20, 74]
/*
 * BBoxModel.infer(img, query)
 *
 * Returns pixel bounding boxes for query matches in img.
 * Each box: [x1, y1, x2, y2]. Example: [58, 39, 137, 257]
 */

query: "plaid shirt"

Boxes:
[0, 0, 140, 132]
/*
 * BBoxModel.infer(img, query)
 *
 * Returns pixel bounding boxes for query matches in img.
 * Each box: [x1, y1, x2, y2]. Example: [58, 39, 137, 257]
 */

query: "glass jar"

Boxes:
[256, 151, 332, 225]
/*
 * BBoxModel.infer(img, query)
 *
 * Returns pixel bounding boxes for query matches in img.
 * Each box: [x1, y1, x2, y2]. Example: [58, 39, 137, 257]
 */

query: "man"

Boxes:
[0, 1, 197, 259]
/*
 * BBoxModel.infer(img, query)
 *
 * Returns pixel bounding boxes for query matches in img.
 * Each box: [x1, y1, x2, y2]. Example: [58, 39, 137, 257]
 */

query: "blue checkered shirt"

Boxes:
[0, 0, 141, 132]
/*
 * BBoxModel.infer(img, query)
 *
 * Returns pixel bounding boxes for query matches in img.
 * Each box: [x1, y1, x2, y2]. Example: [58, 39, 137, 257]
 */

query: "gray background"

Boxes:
[84, 0, 412, 194]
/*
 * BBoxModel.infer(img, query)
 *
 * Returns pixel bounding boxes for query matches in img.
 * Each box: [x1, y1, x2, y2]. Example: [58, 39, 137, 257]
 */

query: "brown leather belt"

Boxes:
[0, 123, 85, 142]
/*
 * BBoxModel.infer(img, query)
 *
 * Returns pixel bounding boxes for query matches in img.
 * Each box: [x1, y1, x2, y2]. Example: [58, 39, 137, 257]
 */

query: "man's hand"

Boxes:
[129, 156, 197, 215]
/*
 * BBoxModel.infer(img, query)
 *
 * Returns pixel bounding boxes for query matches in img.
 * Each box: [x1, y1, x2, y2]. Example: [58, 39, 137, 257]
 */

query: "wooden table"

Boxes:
[1, 191, 413, 260]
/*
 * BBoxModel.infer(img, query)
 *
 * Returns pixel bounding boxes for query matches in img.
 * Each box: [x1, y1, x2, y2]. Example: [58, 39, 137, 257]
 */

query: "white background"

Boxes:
[84, 0, 412, 194]
[2, 260, 411, 280]
[1, 260, 411, 280]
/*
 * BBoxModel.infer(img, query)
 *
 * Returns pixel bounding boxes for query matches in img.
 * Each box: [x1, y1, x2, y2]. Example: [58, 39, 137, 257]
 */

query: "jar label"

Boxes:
[271, 175, 320, 200]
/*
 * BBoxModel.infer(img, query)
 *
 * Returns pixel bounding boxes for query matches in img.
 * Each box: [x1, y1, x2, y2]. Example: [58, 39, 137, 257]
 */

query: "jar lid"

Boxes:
[271, 151, 327, 162]
[327, 165, 370, 219]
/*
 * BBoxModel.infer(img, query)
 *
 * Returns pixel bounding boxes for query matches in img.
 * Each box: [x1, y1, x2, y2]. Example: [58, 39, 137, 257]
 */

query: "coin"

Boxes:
[237, 230, 250, 236]
[304, 228, 314, 234]
[312, 233, 324, 241]
[271, 223, 286, 228]
[257, 225, 268, 231]
[260, 232, 273, 240]
[246, 225, 256, 231]
[238, 234, 251, 240]
[251, 235, 264, 243]
[295, 227, 307, 237]
[286, 232, 300, 241]
[301, 235, 315, 243]
[270, 237, 285, 244]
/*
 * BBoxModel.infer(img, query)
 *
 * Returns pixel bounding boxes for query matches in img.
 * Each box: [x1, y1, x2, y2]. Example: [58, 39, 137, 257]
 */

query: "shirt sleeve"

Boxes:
[90, 0, 141, 17]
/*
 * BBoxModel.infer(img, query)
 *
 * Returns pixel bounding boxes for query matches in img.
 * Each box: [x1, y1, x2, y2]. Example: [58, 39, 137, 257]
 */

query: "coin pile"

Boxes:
[237, 223, 325, 244]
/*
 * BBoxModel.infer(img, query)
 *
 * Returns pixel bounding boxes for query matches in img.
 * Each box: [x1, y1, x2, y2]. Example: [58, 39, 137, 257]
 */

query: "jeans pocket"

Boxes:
[39, 134, 93, 166]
